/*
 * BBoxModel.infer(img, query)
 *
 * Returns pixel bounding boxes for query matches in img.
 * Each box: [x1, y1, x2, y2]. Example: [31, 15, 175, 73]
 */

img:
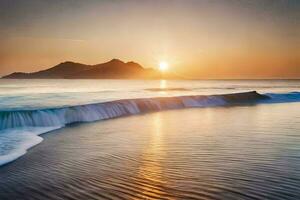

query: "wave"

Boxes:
[0, 91, 269, 130]
[264, 92, 300, 103]
[0, 91, 299, 166]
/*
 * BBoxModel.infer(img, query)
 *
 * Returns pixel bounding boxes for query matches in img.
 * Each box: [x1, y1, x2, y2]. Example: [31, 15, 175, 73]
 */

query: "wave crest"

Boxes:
[0, 91, 268, 130]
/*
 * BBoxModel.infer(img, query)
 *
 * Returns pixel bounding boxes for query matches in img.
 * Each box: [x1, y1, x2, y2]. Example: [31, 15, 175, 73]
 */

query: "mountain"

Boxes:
[2, 59, 164, 79]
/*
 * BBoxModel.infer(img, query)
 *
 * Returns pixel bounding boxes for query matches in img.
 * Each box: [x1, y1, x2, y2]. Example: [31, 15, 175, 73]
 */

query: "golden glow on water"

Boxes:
[156, 80, 168, 95]
[159, 80, 167, 89]
[134, 113, 168, 199]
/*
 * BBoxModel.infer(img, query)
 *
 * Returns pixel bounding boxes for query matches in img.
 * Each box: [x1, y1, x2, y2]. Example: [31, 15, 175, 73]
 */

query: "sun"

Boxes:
[158, 61, 169, 72]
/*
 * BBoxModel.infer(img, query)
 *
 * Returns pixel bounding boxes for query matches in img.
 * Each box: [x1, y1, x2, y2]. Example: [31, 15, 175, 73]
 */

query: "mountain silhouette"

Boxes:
[2, 59, 167, 79]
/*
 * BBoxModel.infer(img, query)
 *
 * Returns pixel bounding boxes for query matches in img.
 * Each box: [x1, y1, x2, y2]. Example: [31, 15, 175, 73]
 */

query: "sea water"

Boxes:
[0, 79, 299, 167]
[0, 79, 300, 199]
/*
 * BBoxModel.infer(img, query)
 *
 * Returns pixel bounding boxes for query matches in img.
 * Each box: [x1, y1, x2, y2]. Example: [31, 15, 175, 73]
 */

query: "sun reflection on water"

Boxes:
[158, 80, 168, 95]
[134, 113, 168, 199]
[160, 80, 167, 89]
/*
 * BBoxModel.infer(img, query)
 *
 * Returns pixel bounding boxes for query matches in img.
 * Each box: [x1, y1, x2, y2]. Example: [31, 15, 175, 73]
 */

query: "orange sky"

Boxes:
[0, 0, 299, 78]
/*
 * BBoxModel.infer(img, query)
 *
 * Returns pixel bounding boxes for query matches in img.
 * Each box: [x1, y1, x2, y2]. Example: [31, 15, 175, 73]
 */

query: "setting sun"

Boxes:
[159, 61, 169, 72]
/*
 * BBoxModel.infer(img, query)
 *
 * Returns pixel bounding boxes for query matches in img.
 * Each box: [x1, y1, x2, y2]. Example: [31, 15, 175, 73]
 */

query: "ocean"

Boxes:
[0, 79, 300, 199]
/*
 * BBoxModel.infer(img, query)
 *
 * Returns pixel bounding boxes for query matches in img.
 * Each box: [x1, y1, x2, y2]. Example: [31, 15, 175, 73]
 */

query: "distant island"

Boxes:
[2, 59, 175, 79]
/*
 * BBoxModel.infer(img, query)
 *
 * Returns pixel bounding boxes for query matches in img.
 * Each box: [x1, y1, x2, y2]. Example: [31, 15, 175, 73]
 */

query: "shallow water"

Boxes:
[0, 103, 299, 199]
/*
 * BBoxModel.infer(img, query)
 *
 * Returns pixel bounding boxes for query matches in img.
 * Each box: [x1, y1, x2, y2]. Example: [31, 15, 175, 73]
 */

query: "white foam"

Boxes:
[0, 126, 62, 166]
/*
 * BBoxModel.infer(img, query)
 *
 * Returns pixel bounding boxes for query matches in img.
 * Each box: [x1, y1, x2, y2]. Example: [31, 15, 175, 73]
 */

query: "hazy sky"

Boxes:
[0, 0, 299, 78]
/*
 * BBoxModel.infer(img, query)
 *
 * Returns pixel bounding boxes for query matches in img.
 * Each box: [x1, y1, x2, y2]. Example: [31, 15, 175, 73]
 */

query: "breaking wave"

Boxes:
[1, 91, 300, 166]
[0, 91, 269, 130]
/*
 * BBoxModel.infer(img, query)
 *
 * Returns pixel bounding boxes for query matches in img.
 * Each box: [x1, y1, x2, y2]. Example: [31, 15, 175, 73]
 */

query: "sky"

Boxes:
[0, 0, 299, 79]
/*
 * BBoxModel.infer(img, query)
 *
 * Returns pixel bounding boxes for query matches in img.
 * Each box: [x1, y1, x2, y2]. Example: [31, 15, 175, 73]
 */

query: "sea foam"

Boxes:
[0, 126, 62, 166]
